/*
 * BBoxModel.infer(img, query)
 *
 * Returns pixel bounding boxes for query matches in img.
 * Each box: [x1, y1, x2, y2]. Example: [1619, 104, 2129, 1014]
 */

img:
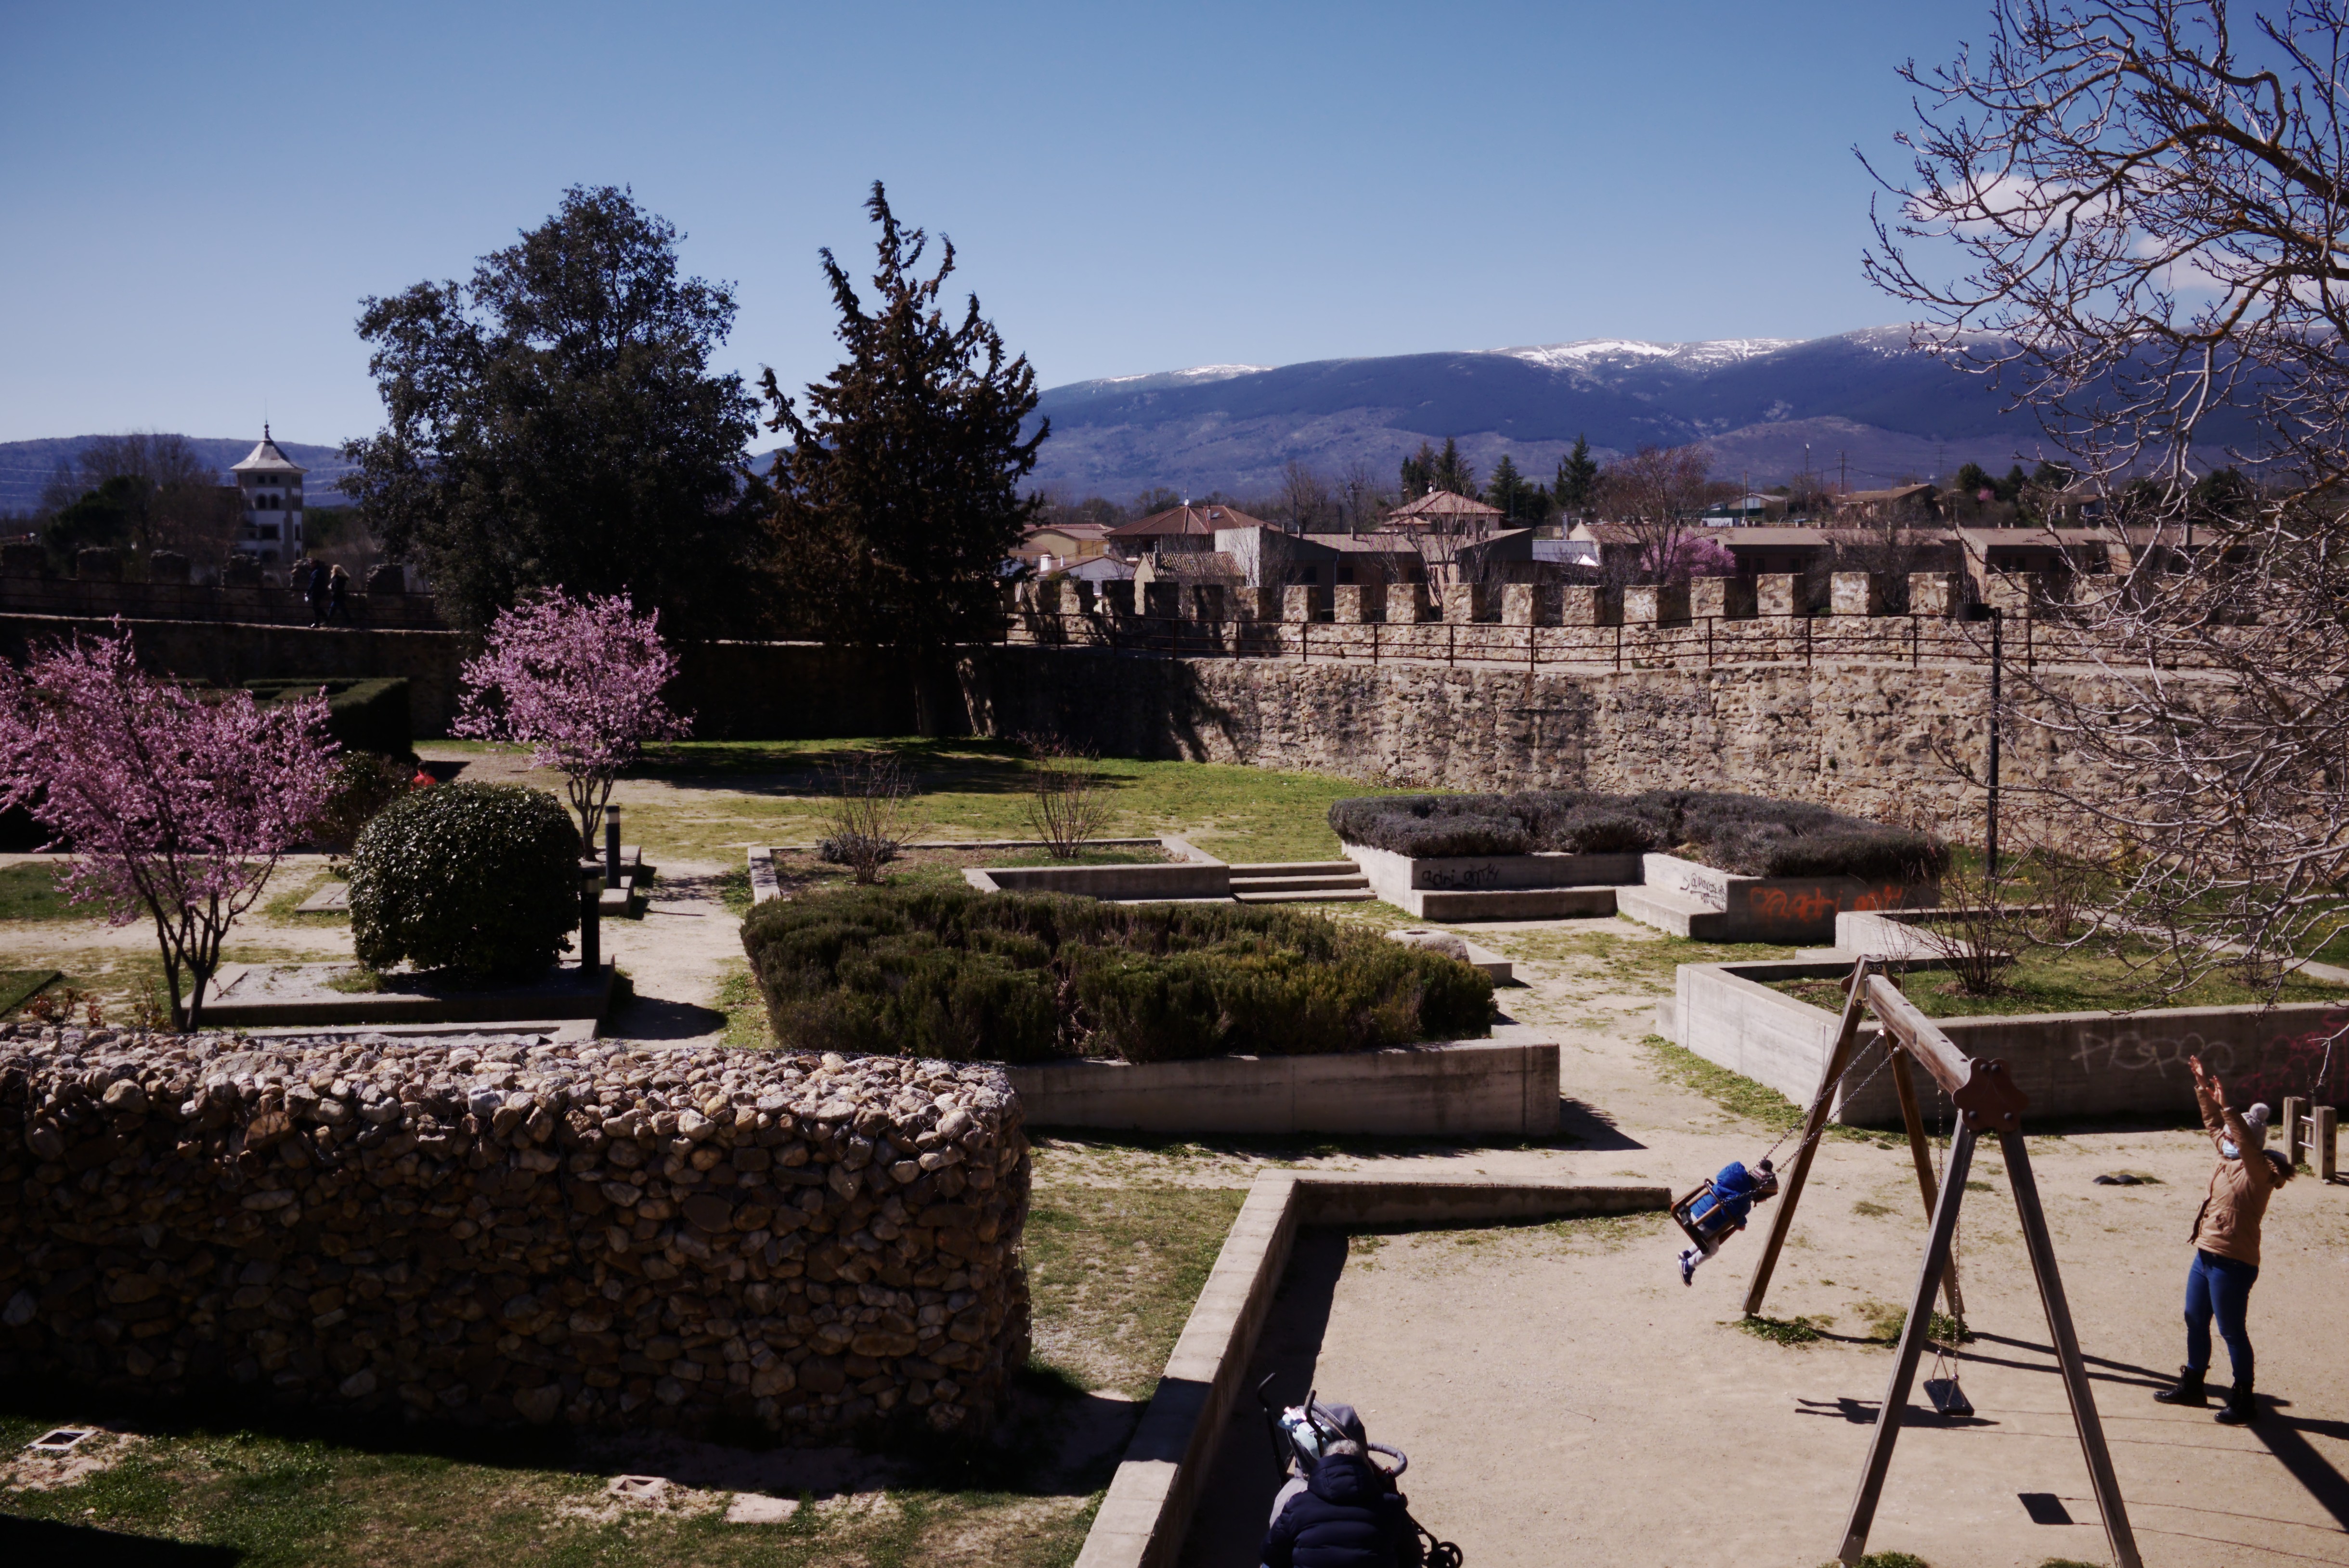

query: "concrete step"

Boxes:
[1414, 885, 1618, 921]
[1615, 884, 1734, 940]
[1227, 860, 1359, 876]
[1229, 872, 1370, 893]
[1233, 888, 1376, 904]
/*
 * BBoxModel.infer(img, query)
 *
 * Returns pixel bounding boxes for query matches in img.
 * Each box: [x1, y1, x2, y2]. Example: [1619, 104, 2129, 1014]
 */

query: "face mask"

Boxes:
[2220, 1140, 2240, 1159]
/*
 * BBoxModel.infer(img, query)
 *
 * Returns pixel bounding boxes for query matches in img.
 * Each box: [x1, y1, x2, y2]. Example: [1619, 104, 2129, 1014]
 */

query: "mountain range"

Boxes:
[1022, 326, 2075, 503]
[3, 325, 2144, 518]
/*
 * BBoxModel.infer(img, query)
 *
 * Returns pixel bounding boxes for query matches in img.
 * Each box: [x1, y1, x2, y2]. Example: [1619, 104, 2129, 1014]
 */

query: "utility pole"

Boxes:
[1840, 450, 1848, 496]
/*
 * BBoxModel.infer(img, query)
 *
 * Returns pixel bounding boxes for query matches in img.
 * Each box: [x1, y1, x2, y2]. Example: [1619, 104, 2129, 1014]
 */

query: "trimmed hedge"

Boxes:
[1331, 790, 1947, 882]
[740, 886, 1493, 1065]
[245, 677, 411, 758]
[349, 783, 580, 980]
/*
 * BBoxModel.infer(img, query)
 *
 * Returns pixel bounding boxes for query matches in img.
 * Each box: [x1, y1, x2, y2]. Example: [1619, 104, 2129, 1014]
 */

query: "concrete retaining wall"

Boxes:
[1073, 1170, 1669, 1568]
[1642, 852, 1939, 944]
[963, 863, 1231, 900]
[1664, 960, 2349, 1126]
[1005, 1037, 1558, 1137]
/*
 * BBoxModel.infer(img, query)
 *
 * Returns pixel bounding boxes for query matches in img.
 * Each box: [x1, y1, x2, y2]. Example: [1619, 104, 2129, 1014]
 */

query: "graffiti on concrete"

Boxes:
[2071, 1009, 2348, 1107]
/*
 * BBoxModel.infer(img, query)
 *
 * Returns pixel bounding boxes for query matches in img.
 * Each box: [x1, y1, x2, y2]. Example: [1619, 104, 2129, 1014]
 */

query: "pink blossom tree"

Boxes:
[1644, 532, 1739, 582]
[454, 590, 690, 855]
[0, 625, 338, 1030]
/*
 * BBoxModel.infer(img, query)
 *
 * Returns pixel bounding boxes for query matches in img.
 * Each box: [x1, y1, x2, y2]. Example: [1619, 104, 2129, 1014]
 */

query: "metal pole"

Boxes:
[1837, 1122, 1975, 1563]
[2001, 1130, 2144, 1568]
[605, 806, 622, 889]
[1988, 609, 2003, 886]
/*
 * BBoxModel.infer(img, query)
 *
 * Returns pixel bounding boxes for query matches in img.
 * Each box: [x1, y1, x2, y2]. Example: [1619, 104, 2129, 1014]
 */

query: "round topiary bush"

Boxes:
[349, 782, 580, 981]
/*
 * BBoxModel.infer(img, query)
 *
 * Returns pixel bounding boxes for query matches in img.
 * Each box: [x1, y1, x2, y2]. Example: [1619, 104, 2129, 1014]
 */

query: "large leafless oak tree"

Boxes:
[1869, 0, 2349, 1000]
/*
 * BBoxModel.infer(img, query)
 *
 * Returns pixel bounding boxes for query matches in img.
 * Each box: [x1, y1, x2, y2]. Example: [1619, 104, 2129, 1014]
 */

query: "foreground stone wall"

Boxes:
[0, 1027, 1029, 1441]
[960, 648, 2115, 836]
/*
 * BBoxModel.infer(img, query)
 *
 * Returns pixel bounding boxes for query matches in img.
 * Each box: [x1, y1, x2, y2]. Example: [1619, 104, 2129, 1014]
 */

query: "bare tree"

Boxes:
[1277, 460, 1337, 534]
[1022, 735, 1113, 858]
[1868, 0, 2349, 998]
[39, 432, 244, 564]
[1598, 443, 1713, 585]
[818, 752, 913, 884]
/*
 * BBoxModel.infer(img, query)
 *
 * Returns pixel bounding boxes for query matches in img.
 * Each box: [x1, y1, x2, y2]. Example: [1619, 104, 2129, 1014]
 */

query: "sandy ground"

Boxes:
[1179, 916, 2349, 1568]
[0, 843, 743, 1046]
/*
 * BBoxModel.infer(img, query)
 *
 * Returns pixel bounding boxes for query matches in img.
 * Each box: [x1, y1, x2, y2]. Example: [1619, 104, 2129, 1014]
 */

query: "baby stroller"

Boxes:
[1256, 1375, 1463, 1568]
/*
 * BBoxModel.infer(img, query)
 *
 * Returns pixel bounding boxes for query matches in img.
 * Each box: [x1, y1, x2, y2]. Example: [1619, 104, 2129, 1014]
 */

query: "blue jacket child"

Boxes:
[1678, 1158, 1774, 1285]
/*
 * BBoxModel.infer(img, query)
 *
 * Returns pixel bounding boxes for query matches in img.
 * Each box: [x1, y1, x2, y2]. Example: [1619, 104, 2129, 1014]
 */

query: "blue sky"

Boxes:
[0, 0, 1993, 446]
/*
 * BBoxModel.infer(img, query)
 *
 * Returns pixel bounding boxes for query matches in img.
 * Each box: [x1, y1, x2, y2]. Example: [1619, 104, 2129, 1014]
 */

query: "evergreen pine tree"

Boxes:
[1485, 454, 1532, 521]
[1555, 434, 1599, 516]
[1432, 437, 1477, 497]
[1400, 441, 1438, 499]
[762, 182, 1045, 731]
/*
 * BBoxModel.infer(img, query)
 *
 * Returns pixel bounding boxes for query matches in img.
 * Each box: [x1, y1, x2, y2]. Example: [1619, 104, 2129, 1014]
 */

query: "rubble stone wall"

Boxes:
[0, 1028, 1030, 1441]
[960, 647, 2120, 839]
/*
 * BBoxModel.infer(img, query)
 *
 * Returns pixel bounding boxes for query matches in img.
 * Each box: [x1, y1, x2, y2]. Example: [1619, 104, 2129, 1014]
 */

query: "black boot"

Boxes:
[2215, 1381, 2258, 1425]
[2153, 1366, 2208, 1407]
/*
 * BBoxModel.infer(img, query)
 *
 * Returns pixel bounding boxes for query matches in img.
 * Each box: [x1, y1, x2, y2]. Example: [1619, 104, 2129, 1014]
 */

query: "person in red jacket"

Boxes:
[2153, 1054, 2293, 1425]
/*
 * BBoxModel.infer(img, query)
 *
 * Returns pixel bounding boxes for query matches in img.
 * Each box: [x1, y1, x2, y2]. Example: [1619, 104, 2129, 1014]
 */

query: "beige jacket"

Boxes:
[2188, 1085, 2277, 1267]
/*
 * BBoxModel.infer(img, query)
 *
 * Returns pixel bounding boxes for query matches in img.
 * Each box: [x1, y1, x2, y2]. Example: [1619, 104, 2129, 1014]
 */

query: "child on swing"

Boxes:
[1676, 1158, 1777, 1285]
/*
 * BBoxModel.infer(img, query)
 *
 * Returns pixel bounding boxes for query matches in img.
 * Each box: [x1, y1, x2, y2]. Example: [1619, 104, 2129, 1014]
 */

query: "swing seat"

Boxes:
[1670, 1169, 1779, 1250]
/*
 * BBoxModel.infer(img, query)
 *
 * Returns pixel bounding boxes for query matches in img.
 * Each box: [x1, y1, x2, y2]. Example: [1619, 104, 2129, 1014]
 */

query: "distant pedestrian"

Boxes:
[305, 559, 328, 627]
[2153, 1054, 2292, 1425]
[326, 564, 351, 624]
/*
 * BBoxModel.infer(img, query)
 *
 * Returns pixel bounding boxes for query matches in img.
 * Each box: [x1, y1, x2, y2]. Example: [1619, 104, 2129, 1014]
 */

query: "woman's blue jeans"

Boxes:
[2184, 1248, 2259, 1387]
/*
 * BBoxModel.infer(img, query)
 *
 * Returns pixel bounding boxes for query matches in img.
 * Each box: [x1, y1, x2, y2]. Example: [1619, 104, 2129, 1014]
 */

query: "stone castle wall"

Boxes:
[0, 615, 919, 739]
[960, 647, 2104, 836]
[0, 1029, 1029, 1441]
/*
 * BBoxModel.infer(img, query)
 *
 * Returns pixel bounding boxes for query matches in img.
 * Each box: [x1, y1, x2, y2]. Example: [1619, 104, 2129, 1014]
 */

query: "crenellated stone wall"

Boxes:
[958, 647, 2115, 838]
[0, 1028, 1029, 1442]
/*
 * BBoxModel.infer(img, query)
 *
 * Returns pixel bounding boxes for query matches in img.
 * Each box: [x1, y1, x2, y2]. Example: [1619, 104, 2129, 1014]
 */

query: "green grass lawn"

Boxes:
[424, 738, 1430, 866]
[0, 861, 80, 920]
[0, 1161, 1252, 1568]
[1765, 943, 2349, 1018]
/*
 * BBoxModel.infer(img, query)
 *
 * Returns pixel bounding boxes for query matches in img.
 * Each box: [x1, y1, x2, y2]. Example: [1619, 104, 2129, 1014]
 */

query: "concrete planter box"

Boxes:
[1661, 959, 2349, 1127]
[1006, 1035, 1558, 1136]
[1628, 851, 1938, 944]
[1344, 840, 1635, 919]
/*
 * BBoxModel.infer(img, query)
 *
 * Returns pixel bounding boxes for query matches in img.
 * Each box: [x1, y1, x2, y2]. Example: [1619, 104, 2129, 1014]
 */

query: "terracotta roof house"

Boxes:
[1386, 490, 1504, 529]
[1105, 502, 1272, 555]
[1015, 521, 1111, 570]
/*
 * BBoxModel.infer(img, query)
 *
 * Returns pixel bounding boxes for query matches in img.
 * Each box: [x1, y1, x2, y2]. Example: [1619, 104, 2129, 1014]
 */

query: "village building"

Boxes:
[229, 427, 305, 566]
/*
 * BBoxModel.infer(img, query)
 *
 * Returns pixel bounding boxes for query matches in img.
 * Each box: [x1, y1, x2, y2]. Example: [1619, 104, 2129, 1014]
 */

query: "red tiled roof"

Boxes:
[1105, 503, 1271, 539]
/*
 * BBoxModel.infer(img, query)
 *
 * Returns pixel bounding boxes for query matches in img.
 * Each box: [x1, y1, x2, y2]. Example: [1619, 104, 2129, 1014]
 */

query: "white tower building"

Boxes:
[230, 427, 305, 565]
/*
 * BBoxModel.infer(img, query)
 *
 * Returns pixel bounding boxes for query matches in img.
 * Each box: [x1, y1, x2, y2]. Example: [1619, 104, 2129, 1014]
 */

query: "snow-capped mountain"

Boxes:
[1025, 327, 2072, 502]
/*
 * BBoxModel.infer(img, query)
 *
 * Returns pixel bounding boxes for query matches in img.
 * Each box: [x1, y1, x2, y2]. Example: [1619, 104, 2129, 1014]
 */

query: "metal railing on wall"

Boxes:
[992, 608, 2226, 675]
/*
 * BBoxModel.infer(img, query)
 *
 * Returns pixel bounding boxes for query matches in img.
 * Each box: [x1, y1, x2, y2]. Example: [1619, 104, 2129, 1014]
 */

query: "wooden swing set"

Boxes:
[1742, 958, 2143, 1568]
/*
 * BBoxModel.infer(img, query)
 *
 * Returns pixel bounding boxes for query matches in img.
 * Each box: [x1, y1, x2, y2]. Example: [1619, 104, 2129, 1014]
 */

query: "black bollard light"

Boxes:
[605, 806, 623, 889]
[580, 868, 600, 977]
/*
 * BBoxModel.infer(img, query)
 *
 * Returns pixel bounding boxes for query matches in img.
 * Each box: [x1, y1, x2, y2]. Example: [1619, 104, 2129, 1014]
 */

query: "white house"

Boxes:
[230, 428, 304, 565]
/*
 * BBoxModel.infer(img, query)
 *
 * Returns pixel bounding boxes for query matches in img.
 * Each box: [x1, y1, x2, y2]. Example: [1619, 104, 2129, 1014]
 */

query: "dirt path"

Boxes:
[599, 859, 740, 1045]
[1170, 915, 2349, 1568]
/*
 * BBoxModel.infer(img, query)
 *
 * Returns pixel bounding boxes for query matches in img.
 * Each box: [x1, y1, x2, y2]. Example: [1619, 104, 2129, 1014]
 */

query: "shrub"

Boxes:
[244, 677, 411, 757]
[1329, 788, 1947, 880]
[306, 750, 419, 852]
[349, 783, 580, 980]
[740, 885, 1493, 1064]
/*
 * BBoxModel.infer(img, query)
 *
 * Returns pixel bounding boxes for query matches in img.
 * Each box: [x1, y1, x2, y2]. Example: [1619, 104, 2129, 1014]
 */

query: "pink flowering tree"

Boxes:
[454, 590, 690, 855]
[1643, 532, 1739, 583]
[0, 625, 338, 1030]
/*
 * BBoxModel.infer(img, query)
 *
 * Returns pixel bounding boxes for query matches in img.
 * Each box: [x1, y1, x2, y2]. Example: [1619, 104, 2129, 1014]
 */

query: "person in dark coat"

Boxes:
[326, 564, 351, 624]
[1260, 1440, 1423, 1568]
[306, 558, 329, 626]
[1677, 1157, 1775, 1284]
